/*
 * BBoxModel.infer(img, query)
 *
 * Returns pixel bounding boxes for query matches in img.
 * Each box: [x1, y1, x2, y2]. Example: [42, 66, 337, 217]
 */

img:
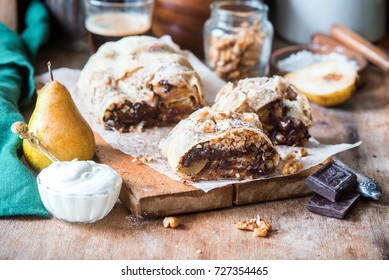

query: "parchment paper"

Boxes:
[35, 55, 361, 193]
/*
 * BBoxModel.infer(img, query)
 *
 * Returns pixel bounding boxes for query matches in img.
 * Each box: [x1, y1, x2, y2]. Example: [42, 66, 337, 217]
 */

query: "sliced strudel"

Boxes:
[212, 76, 312, 146]
[160, 107, 280, 181]
[78, 36, 205, 132]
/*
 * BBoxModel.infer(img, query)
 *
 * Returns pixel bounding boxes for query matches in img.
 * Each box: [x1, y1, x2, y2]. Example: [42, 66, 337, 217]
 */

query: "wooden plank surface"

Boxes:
[94, 133, 319, 217]
[234, 174, 312, 205]
[0, 36, 388, 260]
[94, 134, 234, 217]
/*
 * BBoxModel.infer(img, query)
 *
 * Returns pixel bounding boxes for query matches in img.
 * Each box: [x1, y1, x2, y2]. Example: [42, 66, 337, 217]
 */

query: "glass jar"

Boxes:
[84, 0, 154, 52]
[203, 0, 273, 81]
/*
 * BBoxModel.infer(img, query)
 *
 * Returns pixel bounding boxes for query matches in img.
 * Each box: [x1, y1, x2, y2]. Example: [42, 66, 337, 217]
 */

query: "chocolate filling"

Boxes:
[259, 100, 310, 146]
[102, 79, 202, 132]
[103, 98, 200, 132]
[158, 79, 174, 94]
[181, 142, 277, 180]
[272, 118, 310, 146]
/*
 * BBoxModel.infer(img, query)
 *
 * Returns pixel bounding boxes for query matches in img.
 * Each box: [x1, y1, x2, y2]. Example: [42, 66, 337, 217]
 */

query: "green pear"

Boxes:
[24, 63, 96, 172]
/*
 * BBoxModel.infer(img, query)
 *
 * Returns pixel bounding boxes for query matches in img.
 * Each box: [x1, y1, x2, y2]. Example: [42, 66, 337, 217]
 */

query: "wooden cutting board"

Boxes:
[95, 134, 321, 218]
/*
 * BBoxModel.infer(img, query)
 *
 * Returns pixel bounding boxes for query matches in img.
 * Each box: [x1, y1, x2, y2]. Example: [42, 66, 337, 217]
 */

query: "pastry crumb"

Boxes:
[203, 120, 216, 133]
[283, 151, 296, 161]
[129, 121, 145, 133]
[132, 153, 154, 164]
[298, 148, 309, 158]
[196, 110, 209, 122]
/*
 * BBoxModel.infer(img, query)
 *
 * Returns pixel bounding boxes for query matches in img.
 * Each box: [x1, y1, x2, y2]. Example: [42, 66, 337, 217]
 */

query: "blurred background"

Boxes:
[3, 0, 389, 67]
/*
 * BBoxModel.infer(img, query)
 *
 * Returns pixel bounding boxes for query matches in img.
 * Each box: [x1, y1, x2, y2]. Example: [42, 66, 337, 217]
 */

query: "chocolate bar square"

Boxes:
[306, 193, 360, 219]
[305, 161, 357, 202]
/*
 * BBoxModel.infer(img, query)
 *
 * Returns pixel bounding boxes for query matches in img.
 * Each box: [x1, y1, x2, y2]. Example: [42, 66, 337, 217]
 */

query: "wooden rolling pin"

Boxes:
[330, 24, 389, 72]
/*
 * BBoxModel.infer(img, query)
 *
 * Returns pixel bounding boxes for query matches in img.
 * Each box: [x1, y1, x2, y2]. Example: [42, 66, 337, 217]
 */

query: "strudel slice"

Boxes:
[212, 76, 312, 146]
[160, 107, 280, 181]
[78, 36, 205, 132]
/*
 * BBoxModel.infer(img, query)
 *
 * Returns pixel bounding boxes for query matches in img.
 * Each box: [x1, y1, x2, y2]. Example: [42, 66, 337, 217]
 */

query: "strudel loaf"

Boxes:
[78, 36, 205, 132]
[160, 107, 280, 181]
[212, 76, 312, 146]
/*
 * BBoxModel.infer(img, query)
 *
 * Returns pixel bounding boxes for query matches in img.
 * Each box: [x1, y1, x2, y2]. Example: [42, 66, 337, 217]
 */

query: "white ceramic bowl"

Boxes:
[37, 160, 122, 223]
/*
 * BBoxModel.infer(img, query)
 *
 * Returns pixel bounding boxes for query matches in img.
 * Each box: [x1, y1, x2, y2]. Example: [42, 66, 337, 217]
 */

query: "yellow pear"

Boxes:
[24, 62, 95, 172]
[285, 60, 358, 107]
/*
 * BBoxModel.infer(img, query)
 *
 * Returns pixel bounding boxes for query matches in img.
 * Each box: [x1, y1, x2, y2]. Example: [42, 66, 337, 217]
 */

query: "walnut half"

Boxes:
[163, 217, 180, 228]
[253, 227, 268, 237]
[235, 218, 257, 231]
[235, 215, 272, 238]
[282, 156, 303, 176]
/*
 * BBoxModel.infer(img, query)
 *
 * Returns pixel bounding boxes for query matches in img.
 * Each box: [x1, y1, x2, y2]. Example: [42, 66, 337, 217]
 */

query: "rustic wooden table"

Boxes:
[1, 36, 388, 260]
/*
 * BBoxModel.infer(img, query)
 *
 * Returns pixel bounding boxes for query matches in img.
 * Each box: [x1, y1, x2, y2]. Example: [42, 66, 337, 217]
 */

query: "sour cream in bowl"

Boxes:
[37, 160, 122, 223]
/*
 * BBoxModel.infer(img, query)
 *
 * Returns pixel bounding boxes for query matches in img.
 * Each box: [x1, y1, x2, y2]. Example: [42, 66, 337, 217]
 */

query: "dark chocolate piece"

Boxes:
[306, 193, 360, 219]
[305, 161, 357, 202]
[332, 156, 382, 200]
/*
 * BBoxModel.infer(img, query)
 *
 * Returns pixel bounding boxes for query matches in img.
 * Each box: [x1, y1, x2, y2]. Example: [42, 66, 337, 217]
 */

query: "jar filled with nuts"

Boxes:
[203, 0, 273, 81]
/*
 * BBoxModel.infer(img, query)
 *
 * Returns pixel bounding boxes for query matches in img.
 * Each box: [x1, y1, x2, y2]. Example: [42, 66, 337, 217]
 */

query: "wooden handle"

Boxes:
[311, 33, 344, 48]
[330, 24, 389, 72]
[11, 122, 59, 163]
[0, 0, 18, 32]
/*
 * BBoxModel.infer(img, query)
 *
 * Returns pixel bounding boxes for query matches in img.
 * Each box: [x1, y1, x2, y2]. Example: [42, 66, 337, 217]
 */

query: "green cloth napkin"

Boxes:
[0, 0, 50, 217]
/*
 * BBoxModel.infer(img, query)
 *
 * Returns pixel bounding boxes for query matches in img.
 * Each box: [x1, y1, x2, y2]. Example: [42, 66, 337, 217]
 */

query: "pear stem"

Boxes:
[11, 122, 58, 163]
[47, 61, 54, 82]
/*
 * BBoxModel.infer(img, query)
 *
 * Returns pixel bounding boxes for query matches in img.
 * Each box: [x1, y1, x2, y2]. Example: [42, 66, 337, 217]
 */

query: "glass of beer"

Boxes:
[84, 0, 154, 52]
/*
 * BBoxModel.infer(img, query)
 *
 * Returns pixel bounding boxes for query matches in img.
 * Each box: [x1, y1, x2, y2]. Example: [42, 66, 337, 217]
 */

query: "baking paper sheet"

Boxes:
[35, 54, 361, 193]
